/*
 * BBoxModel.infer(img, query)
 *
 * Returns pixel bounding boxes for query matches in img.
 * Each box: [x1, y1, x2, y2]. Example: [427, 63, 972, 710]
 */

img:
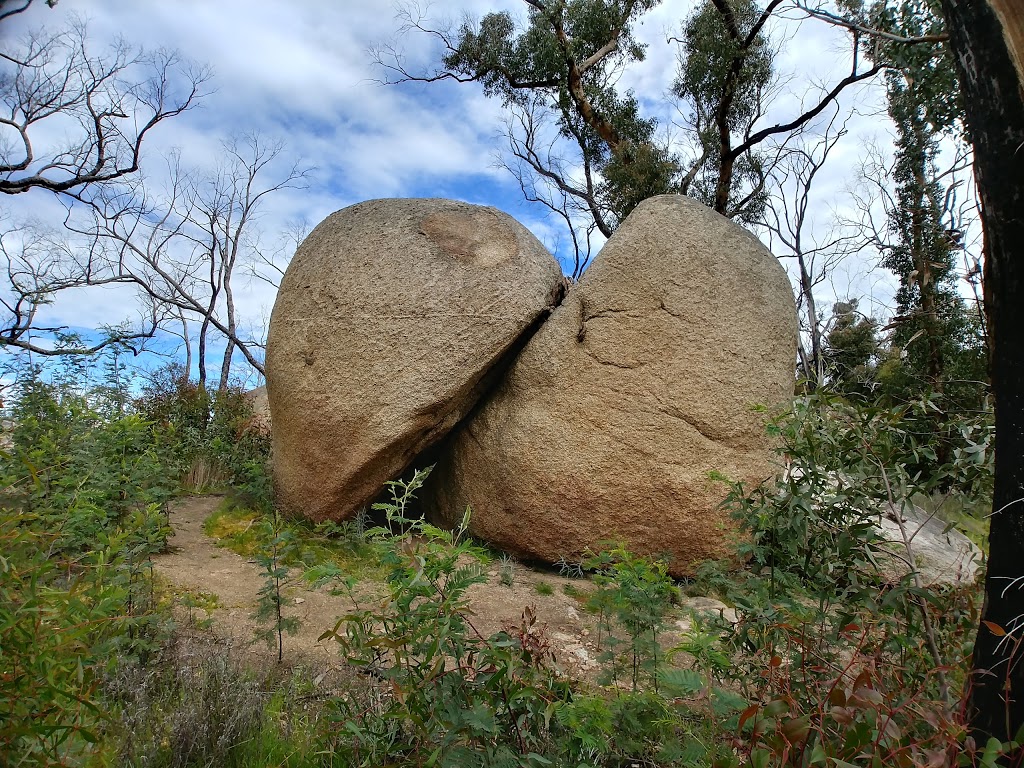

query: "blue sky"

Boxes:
[1, 0, 934, 385]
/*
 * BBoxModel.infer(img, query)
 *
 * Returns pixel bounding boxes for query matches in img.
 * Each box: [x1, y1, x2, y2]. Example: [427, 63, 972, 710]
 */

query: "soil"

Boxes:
[153, 495, 667, 678]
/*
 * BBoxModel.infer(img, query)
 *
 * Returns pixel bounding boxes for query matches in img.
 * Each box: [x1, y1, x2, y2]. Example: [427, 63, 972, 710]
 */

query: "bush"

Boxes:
[320, 469, 571, 767]
[135, 365, 271, 498]
[0, 379, 176, 765]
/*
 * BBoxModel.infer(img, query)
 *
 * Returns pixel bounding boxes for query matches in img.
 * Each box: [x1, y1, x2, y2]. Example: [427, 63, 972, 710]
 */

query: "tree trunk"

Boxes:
[940, 0, 1024, 754]
[797, 251, 822, 387]
[180, 313, 192, 376]
[217, 266, 236, 391]
[197, 316, 209, 390]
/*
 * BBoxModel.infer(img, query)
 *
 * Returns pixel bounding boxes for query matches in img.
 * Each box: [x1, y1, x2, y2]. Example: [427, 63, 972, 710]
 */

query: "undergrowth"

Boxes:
[2, 363, 1007, 767]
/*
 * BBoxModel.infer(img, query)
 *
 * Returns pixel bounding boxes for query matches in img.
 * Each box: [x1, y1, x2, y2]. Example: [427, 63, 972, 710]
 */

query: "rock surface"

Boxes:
[876, 506, 981, 586]
[246, 386, 271, 435]
[265, 198, 564, 522]
[424, 195, 797, 576]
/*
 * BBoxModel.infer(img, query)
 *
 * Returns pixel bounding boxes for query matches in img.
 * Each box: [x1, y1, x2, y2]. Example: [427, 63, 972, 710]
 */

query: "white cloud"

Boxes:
[1, 0, 935, 377]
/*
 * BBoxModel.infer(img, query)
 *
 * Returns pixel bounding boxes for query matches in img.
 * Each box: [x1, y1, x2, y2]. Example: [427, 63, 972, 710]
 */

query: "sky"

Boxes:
[0, 0, 922, 385]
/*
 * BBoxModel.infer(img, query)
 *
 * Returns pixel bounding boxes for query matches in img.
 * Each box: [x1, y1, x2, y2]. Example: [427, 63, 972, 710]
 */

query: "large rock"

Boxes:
[265, 199, 564, 522]
[424, 195, 798, 576]
[246, 385, 271, 436]
[876, 506, 981, 586]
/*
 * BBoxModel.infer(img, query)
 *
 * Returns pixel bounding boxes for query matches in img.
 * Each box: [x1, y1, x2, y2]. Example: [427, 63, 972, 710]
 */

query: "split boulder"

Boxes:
[265, 198, 564, 522]
[423, 195, 798, 576]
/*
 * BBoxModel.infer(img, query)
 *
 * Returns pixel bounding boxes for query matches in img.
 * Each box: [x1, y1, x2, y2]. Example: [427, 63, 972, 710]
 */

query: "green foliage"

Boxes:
[688, 386, 996, 765]
[426, 0, 783, 231]
[0, 515, 121, 766]
[822, 300, 883, 395]
[837, 0, 988, 424]
[0, 349, 1002, 766]
[0, 377, 177, 765]
[722, 390, 991, 600]
[136, 364, 271, 498]
[584, 546, 676, 691]
[673, 0, 774, 222]
[320, 469, 572, 767]
[441, 0, 681, 227]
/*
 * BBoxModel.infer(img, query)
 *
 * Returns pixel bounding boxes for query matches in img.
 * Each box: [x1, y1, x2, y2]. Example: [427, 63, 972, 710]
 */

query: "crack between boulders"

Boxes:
[404, 278, 568, 505]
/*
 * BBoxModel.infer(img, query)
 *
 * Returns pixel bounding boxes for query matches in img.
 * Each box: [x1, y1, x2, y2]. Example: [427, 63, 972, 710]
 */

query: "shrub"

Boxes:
[320, 469, 571, 766]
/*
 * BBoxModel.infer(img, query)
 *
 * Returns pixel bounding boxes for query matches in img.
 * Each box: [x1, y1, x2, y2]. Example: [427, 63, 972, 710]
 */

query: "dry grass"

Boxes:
[180, 456, 232, 494]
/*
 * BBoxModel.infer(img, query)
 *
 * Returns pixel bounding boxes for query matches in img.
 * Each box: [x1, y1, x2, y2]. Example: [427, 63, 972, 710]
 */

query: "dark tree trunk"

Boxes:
[941, 0, 1024, 753]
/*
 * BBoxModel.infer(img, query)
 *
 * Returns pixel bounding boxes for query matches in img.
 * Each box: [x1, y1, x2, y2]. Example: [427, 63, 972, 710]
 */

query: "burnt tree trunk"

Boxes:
[940, 0, 1024, 753]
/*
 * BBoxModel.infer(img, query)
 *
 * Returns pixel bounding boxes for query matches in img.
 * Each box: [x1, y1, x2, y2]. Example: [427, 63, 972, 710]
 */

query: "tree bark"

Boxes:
[940, 0, 1024, 754]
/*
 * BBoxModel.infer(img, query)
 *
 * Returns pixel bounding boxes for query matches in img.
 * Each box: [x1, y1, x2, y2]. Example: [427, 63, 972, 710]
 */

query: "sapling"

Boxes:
[252, 512, 300, 662]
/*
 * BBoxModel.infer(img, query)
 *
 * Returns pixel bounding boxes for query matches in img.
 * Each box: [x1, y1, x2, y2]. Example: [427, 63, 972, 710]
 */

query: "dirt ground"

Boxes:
[154, 495, 702, 678]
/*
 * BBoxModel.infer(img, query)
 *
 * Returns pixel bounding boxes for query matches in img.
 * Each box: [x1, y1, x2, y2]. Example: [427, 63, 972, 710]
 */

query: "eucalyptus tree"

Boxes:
[377, 0, 880, 276]
[838, 0, 986, 407]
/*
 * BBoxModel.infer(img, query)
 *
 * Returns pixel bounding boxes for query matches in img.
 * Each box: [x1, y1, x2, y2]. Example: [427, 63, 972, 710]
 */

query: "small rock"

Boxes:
[679, 595, 738, 625]
[294, 597, 305, 605]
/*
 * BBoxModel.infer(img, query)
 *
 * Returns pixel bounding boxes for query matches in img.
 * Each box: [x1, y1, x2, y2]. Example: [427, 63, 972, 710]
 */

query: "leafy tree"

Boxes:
[379, 0, 881, 272]
[841, 0, 987, 409]
[822, 299, 882, 394]
[672, 0, 776, 223]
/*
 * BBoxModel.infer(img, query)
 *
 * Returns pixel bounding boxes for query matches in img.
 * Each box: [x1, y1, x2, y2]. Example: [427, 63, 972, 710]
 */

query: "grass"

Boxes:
[203, 503, 263, 556]
[179, 455, 233, 494]
[98, 635, 339, 768]
[203, 500, 387, 581]
[534, 581, 554, 596]
[564, 582, 589, 603]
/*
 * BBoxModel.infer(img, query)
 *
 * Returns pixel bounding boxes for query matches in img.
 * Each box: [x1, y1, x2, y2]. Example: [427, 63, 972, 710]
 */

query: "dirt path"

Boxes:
[155, 495, 352, 666]
[154, 495, 628, 676]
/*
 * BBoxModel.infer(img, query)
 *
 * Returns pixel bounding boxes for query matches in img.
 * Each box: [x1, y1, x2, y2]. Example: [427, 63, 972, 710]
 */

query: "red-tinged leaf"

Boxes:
[770, 655, 782, 667]
[983, 620, 1007, 637]
[781, 716, 811, 743]
[829, 706, 853, 725]
[828, 687, 848, 707]
[739, 704, 760, 729]
[853, 669, 873, 691]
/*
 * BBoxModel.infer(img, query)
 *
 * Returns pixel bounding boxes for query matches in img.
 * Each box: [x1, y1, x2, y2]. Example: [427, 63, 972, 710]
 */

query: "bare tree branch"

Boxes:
[795, 2, 949, 45]
[0, 17, 210, 196]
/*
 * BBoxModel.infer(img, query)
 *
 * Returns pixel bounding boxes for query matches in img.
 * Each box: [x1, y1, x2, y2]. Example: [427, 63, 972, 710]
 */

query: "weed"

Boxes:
[534, 581, 554, 596]
[499, 552, 517, 587]
[320, 469, 571, 766]
[555, 555, 585, 580]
